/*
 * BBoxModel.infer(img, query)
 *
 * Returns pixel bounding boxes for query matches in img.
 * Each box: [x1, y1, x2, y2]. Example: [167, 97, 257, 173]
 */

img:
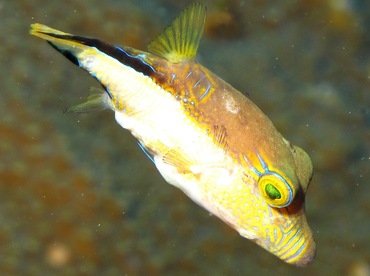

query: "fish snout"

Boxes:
[277, 229, 316, 266]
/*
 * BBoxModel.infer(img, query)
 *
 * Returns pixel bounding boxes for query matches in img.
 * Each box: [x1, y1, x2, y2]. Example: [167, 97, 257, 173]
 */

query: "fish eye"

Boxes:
[258, 172, 294, 208]
[265, 183, 281, 199]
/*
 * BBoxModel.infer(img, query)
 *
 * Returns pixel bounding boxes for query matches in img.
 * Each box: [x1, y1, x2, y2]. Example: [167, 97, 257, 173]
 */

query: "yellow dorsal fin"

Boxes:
[147, 3, 206, 63]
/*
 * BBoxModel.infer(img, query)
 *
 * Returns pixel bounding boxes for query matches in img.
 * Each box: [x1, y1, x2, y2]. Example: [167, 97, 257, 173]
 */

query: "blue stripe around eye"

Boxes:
[244, 153, 293, 206]
[257, 153, 269, 171]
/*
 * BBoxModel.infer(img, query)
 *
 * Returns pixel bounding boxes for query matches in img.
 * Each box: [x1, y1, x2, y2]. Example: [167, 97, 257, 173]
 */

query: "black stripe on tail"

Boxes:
[43, 32, 156, 77]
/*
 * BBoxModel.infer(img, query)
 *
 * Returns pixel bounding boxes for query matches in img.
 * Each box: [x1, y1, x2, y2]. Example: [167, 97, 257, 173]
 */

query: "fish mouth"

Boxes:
[240, 219, 316, 266]
[275, 227, 316, 266]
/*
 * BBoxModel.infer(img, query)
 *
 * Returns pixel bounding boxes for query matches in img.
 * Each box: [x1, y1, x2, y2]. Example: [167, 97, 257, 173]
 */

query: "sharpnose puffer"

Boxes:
[30, 3, 315, 265]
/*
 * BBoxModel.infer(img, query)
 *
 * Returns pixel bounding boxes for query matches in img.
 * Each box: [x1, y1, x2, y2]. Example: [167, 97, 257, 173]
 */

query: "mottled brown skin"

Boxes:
[146, 57, 303, 195]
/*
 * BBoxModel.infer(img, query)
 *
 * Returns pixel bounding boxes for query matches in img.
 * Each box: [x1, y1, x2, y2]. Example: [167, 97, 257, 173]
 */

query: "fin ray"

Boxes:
[30, 23, 90, 66]
[162, 148, 194, 174]
[147, 3, 206, 62]
[213, 125, 228, 152]
[65, 87, 112, 113]
[30, 23, 82, 51]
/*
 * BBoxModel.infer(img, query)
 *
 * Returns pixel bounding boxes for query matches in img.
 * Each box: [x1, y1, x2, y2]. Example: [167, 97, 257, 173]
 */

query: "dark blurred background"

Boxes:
[1, 0, 369, 274]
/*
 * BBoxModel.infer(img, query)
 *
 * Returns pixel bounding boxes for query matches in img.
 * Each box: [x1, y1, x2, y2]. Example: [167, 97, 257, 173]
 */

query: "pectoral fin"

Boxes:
[162, 148, 195, 174]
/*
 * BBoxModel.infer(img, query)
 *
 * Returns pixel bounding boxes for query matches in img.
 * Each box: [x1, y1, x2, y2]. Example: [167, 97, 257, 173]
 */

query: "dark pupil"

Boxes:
[265, 184, 281, 199]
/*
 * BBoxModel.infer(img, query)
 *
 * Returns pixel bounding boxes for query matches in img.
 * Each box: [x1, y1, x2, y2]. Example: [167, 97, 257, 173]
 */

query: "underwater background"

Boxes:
[1, 0, 369, 274]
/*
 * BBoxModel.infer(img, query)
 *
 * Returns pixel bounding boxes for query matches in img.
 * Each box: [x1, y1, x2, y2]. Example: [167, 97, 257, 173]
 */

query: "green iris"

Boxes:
[265, 184, 281, 200]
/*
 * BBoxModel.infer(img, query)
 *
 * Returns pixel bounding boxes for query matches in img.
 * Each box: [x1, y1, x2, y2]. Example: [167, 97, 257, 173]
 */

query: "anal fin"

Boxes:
[65, 87, 113, 113]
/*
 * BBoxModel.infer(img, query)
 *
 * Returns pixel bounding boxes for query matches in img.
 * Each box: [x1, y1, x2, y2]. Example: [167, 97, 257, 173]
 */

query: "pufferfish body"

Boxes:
[30, 3, 315, 266]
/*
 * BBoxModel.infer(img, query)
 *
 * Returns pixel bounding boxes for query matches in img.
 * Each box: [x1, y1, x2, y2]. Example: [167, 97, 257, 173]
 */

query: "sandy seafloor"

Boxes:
[1, 0, 369, 275]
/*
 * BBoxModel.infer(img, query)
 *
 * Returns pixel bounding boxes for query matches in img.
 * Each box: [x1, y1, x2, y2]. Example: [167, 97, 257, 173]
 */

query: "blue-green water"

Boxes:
[1, 0, 369, 274]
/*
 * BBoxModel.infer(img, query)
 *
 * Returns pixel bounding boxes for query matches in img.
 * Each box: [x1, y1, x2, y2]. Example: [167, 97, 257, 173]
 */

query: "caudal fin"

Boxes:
[30, 23, 91, 66]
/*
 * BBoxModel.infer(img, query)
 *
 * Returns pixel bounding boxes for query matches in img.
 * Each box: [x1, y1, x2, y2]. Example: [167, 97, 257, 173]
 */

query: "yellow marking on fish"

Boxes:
[30, 3, 315, 266]
[147, 3, 206, 62]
